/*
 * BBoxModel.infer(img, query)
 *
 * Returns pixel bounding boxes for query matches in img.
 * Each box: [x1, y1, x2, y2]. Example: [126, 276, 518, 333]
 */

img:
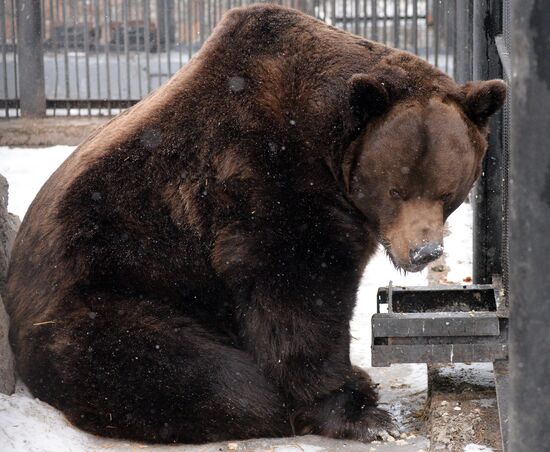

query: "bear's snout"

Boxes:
[409, 240, 443, 269]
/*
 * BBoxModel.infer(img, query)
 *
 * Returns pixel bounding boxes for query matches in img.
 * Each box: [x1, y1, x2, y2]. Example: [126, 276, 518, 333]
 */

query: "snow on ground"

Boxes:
[444, 201, 474, 284]
[0, 146, 75, 220]
[463, 444, 494, 452]
[0, 146, 473, 451]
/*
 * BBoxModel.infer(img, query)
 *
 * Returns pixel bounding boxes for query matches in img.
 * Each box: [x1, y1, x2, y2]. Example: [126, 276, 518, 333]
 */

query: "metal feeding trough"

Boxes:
[371, 282, 509, 367]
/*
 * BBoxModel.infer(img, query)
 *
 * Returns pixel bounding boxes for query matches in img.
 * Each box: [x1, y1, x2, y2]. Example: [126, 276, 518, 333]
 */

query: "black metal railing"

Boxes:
[0, 0, 460, 118]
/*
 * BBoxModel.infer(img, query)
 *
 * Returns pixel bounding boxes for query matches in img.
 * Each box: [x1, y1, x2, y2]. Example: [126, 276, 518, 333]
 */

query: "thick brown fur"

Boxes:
[5, 4, 505, 444]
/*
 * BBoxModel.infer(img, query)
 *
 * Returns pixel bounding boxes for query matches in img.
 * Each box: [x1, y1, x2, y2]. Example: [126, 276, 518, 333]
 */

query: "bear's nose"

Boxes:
[409, 241, 443, 266]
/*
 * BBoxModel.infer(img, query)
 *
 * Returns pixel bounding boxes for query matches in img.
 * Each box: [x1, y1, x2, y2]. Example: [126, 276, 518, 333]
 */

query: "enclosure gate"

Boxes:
[371, 1, 514, 451]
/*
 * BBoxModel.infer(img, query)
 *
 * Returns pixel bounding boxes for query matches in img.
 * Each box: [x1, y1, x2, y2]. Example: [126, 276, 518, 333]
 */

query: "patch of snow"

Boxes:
[444, 202, 473, 284]
[0, 383, 112, 452]
[351, 250, 428, 367]
[463, 444, 494, 452]
[271, 446, 324, 452]
[0, 146, 75, 219]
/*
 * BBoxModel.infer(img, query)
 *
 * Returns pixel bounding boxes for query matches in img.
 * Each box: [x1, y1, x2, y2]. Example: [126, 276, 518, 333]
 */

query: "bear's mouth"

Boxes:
[397, 261, 430, 273]
[380, 239, 437, 273]
[387, 252, 430, 273]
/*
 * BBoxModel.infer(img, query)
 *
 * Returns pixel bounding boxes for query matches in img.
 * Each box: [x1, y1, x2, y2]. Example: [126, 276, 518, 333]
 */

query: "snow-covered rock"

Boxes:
[0, 173, 19, 395]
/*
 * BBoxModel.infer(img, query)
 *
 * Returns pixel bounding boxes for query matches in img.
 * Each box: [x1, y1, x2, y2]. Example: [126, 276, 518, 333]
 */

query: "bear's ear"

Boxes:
[462, 79, 507, 126]
[348, 74, 391, 130]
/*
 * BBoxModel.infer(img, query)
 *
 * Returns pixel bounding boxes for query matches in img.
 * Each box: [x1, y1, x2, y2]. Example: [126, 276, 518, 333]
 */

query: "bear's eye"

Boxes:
[389, 189, 402, 200]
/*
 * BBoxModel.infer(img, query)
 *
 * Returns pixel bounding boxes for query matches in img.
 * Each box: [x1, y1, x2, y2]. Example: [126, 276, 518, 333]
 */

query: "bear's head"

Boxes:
[344, 76, 506, 272]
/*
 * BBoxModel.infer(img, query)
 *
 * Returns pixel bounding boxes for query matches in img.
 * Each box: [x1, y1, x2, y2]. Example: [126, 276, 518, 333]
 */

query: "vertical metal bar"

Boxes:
[413, 0, 418, 54]
[444, 0, 449, 74]
[354, 0, 359, 34]
[472, 0, 503, 284]
[132, 0, 142, 99]
[454, 0, 472, 83]
[404, 0, 409, 50]
[509, 3, 550, 450]
[207, 0, 212, 38]
[452, 0, 457, 74]
[452, 0, 458, 80]
[213, 0, 217, 27]
[156, 0, 162, 86]
[1, 0, 9, 117]
[83, 0, 91, 115]
[104, 0, 112, 115]
[424, 0, 430, 61]
[143, 0, 151, 94]
[345, 0, 349, 32]
[177, 0, 183, 68]
[17, 0, 46, 117]
[393, 0, 399, 48]
[199, 0, 205, 46]
[93, 0, 100, 103]
[371, 0, 378, 41]
[383, 0, 387, 43]
[164, 0, 171, 76]
[362, 0, 367, 38]
[61, 0, 70, 114]
[10, 0, 18, 116]
[331, 0, 335, 27]
[114, 0, 122, 100]
[72, 0, 81, 115]
[51, 0, 59, 116]
[41, 0, 45, 48]
[434, 0, 439, 68]
[187, 0, 192, 61]
[123, 0, 130, 104]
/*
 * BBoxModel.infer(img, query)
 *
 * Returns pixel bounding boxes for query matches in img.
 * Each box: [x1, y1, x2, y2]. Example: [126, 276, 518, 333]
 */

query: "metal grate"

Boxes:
[499, 0, 512, 303]
[1, 0, 459, 118]
[0, 0, 18, 118]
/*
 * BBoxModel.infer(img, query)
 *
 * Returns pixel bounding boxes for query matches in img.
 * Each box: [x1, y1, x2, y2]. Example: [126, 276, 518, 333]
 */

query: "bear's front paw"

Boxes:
[296, 404, 399, 442]
[293, 367, 399, 442]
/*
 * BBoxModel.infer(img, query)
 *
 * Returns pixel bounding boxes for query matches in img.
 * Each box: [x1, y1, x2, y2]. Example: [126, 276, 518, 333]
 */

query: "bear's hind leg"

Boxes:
[22, 296, 291, 443]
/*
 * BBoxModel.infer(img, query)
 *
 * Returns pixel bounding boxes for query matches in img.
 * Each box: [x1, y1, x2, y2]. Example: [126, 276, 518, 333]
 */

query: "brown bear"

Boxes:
[5, 4, 505, 444]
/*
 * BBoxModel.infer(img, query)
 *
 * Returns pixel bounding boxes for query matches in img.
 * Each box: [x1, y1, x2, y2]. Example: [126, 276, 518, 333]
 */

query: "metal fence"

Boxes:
[1, 0, 459, 118]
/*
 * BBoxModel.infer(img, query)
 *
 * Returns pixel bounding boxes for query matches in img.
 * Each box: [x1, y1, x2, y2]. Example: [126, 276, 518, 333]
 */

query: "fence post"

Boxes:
[472, 0, 503, 284]
[509, 1, 550, 450]
[16, 0, 45, 118]
[454, 0, 473, 83]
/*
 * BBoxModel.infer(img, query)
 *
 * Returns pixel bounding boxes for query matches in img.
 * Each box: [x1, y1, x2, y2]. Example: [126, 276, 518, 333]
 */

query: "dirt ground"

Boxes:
[425, 364, 502, 452]
[422, 250, 503, 452]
